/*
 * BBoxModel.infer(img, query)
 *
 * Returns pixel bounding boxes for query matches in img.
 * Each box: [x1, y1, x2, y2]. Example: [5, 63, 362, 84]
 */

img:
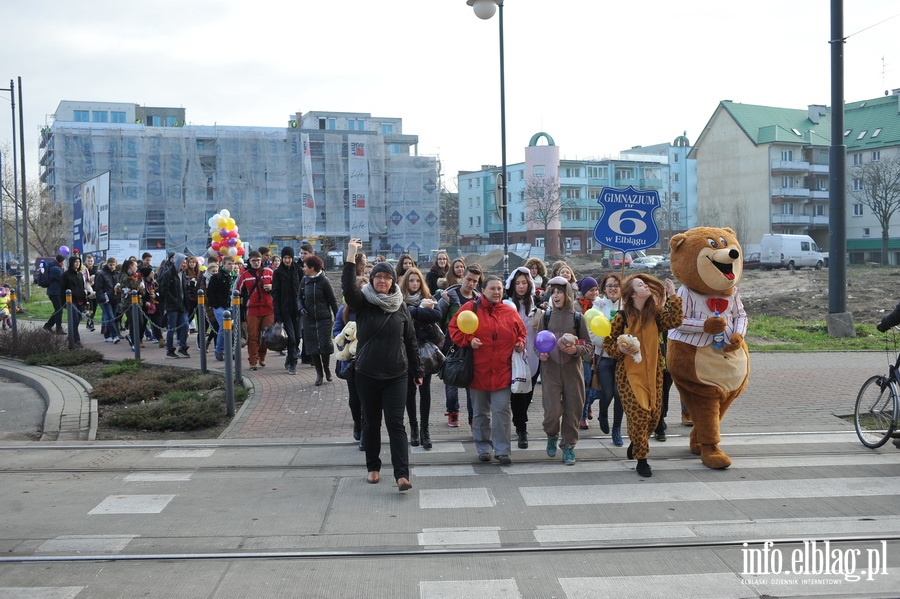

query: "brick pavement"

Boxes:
[27, 316, 889, 443]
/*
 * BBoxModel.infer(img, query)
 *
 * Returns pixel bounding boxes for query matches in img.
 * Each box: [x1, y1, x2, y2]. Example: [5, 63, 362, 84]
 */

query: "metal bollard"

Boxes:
[130, 289, 141, 360]
[231, 290, 242, 385]
[66, 289, 74, 350]
[197, 289, 207, 374]
[9, 287, 18, 344]
[223, 309, 235, 417]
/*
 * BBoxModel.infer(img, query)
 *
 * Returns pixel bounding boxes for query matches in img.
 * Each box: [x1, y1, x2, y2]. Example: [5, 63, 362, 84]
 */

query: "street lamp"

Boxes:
[467, 0, 508, 278]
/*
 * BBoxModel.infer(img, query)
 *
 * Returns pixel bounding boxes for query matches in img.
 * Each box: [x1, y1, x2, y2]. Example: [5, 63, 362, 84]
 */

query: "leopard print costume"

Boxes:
[603, 296, 682, 460]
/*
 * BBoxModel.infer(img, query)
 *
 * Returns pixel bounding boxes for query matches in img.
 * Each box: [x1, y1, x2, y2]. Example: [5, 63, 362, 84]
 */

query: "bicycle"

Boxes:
[854, 329, 900, 448]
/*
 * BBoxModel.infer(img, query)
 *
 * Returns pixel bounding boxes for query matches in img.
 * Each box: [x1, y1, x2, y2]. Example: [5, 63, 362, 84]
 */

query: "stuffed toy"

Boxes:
[667, 226, 750, 469]
[616, 334, 642, 363]
[333, 321, 358, 361]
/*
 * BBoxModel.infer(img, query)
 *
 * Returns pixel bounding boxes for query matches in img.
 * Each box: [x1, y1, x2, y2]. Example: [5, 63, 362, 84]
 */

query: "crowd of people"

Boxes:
[40, 244, 691, 488]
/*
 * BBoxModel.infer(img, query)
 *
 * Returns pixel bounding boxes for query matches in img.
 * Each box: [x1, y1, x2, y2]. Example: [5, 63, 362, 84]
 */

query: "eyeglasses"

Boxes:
[605, 284, 620, 289]
[373, 274, 393, 281]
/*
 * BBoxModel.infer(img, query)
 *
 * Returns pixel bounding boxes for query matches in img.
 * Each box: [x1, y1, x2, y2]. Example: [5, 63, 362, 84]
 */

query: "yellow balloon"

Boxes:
[235, 239, 243, 248]
[584, 308, 601, 324]
[212, 232, 222, 242]
[457, 310, 479, 335]
[217, 217, 227, 229]
[226, 218, 236, 229]
[590, 314, 611, 337]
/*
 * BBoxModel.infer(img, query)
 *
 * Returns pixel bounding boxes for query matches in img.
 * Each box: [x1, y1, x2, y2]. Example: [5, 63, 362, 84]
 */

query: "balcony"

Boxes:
[808, 190, 829, 201]
[772, 214, 829, 227]
[809, 163, 829, 174]
[771, 187, 810, 199]
[771, 159, 810, 173]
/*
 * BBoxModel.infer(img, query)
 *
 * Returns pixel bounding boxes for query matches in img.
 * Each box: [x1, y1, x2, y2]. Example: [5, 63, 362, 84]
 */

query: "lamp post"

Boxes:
[1, 79, 22, 298]
[467, 0, 508, 278]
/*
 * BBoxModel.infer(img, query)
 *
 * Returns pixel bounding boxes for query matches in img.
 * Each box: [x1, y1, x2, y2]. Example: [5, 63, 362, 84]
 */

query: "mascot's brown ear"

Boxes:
[670, 233, 687, 253]
[723, 227, 736, 236]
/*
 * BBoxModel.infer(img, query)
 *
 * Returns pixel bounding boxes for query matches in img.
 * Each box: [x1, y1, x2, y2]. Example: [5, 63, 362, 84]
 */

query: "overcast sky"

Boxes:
[1, 0, 898, 188]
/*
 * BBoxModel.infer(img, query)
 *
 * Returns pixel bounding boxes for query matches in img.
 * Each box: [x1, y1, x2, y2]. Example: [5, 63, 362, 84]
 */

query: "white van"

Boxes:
[760, 234, 827, 270]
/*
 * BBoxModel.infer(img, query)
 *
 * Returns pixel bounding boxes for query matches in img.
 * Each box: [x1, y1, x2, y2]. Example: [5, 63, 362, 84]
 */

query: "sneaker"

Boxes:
[177, 347, 190, 358]
[215, 353, 224, 362]
[546, 434, 558, 458]
[166, 350, 179, 359]
[150, 338, 159, 344]
[562, 446, 576, 466]
[447, 412, 460, 428]
[655, 430, 667, 442]
[250, 364, 258, 371]
[496, 454, 512, 466]
[259, 360, 266, 368]
[104, 337, 113, 343]
[578, 418, 589, 430]
[288, 364, 296, 375]
[478, 452, 491, 462]
[113, 337, 121, 344]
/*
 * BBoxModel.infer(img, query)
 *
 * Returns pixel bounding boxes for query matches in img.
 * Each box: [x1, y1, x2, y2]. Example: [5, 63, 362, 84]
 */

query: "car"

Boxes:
[629, 256, 662, 269]
[743, 251, 760, 271]
[654, 254, 670, 270]
[608, 252, 634, 268]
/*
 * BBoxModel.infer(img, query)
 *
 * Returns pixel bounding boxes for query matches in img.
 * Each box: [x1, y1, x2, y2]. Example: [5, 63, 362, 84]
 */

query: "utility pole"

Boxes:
[18, 76, 28, 300]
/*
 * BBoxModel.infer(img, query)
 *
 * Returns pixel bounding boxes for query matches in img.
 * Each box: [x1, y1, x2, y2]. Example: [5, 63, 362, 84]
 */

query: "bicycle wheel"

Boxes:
[854, 375, 899, 448]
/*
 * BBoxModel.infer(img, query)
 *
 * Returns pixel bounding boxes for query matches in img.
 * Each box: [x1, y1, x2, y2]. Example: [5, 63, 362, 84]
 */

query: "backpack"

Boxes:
[37, 262, 51, 288]
[542, 308, 582, 333]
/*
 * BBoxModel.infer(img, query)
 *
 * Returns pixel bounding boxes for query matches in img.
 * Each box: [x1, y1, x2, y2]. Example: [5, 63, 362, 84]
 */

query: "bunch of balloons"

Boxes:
[207, 209, 245, 263]
[584, 308, 611, 337]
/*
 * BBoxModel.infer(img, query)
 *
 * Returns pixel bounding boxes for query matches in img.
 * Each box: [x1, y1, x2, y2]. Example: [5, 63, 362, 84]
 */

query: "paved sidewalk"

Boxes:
[9, 317, 890, 443]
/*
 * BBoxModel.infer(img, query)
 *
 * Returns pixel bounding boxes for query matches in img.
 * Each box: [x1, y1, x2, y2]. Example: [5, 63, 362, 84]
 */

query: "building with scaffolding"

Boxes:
[39, 102, 440, 260]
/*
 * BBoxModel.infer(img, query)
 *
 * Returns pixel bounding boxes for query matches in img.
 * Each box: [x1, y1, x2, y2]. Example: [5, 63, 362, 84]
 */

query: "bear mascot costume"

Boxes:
[667, 226, 750, 469]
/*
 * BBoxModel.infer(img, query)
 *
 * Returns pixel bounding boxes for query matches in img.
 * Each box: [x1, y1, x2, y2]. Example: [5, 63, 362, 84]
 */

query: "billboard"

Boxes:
[74, 171, 110, 255]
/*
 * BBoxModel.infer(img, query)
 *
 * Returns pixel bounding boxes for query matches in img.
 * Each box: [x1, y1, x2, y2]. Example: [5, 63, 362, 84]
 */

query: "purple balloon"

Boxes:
[227, 237, 237, 247]
[59, 245, 70, 256]
[534, 330, 556, 353]
[220, 228, 229, 237]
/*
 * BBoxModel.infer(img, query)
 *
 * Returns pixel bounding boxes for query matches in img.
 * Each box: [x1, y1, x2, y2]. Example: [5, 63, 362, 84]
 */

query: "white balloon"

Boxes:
[219, 209, 230, 219]
[228, 247, 238, 257]
[208, 217, 216, 228]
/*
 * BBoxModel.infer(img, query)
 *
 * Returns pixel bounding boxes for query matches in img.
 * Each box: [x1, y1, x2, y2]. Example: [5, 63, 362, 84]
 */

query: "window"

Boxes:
[643, 167, 660, 180]
[815, 204, 825, 216]
[872, 128, 882, 138]
[535, 237, 544, 248]
[111, 111, 126, 123]
[519, 211, 525, 223]
[348, 120, 355, 131]
[588, 209, 601, 221]
[587, 166, 607, 178]
[166, 116, 177, 127]
[356, 119, 365, 131]
[389, 144, 401, 154]
[616, 167, 635, 179]
[564, 209, 585, 220]
[380, 123, 393, 134]
[674, 154, 679, 163]
[856, 130, 868, 140]
[533, 165, 545, 177]
[92, 111, 108, 123]
[782, 203, 794, 215]
[863, 228, 870, 237]
[518, 171, 524, 180]
[564, 188, 581, 199]
[873, 150, 881, 162]
[782, 176, 794, 188]
[468, 179, 472, 189]
[151, 116, 161, 127]
[476, 178, 480, 187]
[843, 129, 851, 137]
[469, 217, 473, 227]
[74, 110, 89, 122]
[781, 150, 793, 161]
[319, 118, 326, 130]
[853, 203, 864, 216]
[853, 178, 863, 191]
[673, 173, 680, 183]
[853, 153, 863, 166]
[476, 216, 481, 226]
[468, 198, 473, 208]
[327, 118, 336, 130]
[564, 167, 580, 178]
[801, 242, 810, 251]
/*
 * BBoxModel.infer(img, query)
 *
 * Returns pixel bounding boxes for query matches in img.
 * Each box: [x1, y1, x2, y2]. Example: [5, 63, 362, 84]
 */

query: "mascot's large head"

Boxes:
[669, 226, 743, 296]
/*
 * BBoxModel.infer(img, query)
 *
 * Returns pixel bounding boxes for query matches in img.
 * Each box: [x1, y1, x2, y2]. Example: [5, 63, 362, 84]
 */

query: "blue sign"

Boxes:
[592, 186, 661, 253]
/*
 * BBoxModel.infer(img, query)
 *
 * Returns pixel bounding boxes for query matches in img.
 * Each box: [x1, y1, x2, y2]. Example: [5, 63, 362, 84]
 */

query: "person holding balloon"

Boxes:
[588, 273, 625, 445]
[438, 262, 482, 429]
[449, 275, 526, 466]
[235, 250, 276, 371]
[503, 266, 543, 449]
[602, 274, 681, 478]
[536, 276, 595, 466]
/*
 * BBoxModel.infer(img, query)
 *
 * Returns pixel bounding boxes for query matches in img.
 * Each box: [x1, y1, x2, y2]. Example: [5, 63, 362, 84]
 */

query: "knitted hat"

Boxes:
[577, 276, 598, 296]
[370, 261, 396, 281]
[281, 246, 295, 259]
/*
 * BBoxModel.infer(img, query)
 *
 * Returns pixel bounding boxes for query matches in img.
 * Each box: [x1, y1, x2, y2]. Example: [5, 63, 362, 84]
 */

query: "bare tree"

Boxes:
[851, 155, 900, 265]
[26, 180, 68, 259]
[696, 196, 750, 244]
[524, 175, 572, 254]
[654, 192, 682, 249]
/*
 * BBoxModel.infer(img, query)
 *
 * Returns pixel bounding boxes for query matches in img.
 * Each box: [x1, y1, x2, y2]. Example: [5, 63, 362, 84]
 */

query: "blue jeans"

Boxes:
[596, 356, 623, 428]
[214, 307, 228, 356]
[444, 385, 473, 424]
[100, 302, 119, 339]
[582, 360, 601, 419]
[166, 310, 189, 351]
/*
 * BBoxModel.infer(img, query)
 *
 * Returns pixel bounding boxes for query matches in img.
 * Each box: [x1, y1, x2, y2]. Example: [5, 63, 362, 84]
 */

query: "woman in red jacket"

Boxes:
[449, 275, 526, 465]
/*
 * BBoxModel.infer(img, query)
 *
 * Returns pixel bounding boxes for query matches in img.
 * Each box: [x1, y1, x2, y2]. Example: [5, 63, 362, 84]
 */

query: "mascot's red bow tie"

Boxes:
[707, 298, 729, 313]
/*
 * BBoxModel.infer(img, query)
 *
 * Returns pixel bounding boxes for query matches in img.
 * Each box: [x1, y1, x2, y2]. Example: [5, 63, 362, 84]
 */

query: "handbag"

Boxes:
[427, 322, 446, 348]
[589, 357, 602, 391]
[510, 349, 532, 394]
[438, 343, 473, 387]
[418, 340, 445, 375]
[263, 321, 289, 352]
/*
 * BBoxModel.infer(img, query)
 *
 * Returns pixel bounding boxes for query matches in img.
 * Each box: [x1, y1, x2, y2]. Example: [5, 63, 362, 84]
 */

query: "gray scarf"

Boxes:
[362, 283, 403, 313]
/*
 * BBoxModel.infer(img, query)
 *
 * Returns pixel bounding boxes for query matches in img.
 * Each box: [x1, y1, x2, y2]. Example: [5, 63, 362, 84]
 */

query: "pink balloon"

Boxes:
[535, 330, 557, 353]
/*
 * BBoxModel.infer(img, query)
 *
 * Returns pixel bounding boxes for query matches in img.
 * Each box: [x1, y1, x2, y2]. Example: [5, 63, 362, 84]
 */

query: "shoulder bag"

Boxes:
[437, 301, 478, 387]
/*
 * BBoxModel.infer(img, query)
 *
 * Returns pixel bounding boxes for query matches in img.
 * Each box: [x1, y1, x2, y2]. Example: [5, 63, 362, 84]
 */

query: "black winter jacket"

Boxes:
[342, 261, 422, 380]
[272, 263, 301, 322]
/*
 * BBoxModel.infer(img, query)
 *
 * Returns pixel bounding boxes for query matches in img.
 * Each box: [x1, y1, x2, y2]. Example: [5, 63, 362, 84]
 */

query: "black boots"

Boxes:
[313, 357, 324, 386]
[323, 357, 332, 382]
[410, 423, 420, 447]
[517, 430, 529, 449]
[421, 426, 432, 450]
[636, 459, 652, 477]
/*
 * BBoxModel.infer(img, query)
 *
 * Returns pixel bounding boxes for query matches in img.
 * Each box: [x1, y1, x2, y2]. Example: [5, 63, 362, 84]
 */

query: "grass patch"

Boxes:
[746, 315, 886, 351]
[91, 366, 224, 405]
[105, 391, 225, 431]
[25, 349, 104, 367]
[101, 358, 145, 377]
